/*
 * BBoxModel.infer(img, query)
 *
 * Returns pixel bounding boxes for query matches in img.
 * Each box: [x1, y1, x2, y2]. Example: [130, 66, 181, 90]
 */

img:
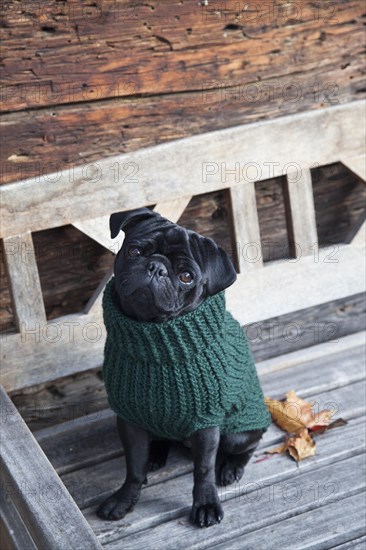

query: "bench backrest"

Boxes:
[1, 101, 365, 393]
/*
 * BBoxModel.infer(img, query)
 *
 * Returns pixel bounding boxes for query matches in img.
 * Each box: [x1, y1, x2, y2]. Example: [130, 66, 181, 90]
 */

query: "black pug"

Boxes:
[97, 208, 270, 527]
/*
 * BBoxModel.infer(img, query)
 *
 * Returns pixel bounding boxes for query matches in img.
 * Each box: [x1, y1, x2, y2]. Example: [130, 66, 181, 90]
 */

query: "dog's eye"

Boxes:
[179, 271, 193, 284]
[128, 246, 141, 257]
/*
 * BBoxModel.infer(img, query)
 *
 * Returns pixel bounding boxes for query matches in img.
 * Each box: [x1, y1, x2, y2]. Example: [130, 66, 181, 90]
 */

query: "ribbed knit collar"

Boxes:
[103, 278, 226, 366]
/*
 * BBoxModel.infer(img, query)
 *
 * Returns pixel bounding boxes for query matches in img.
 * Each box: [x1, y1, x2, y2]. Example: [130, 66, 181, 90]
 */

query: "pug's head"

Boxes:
[110, 208, 237, 322]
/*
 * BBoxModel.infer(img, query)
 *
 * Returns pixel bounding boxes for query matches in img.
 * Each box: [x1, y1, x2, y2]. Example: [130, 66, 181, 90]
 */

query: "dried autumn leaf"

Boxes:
[286, 429, 316, 461]
[265, 442, 288, 455]
[310, 417, 348, 435]
[266, 429, 316, 461]
[265, 390, 346, 462]
[266, 390, 336, 433]
[285, 390, 315, 426]
[264, 396, 306, 434]
[307, 408, 335, 429]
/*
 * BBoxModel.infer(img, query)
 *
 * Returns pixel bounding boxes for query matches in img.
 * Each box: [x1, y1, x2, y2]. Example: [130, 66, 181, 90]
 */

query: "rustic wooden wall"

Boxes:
[1, 1, 365, 426]
[1, 1, 365, 183]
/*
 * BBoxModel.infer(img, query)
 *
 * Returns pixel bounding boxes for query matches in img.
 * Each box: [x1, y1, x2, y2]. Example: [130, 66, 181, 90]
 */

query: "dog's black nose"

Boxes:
[147, 261, 168, 278]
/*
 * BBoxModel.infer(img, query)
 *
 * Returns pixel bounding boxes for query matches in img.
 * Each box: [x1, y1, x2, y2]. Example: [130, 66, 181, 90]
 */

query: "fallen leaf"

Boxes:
[266, 390, 336, 433]
[265, 442, 288, 455]
[266, 430, 316, 462]
[265, 390, 346, 462]
[264, 396, 306, 434]
[311, 417, 348, 435]
[308, 408, 335, 429]
[285, 390, 314, 425]
[286, 429, 316, 461]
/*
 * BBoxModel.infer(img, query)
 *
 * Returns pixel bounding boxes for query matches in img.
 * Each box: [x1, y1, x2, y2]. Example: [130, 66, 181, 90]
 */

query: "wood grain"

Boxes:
[0, 386, 102, 549]
[31, 333, 364, 476]
[211, 491, 366, 550]
[283, 168, 318, 257]
[2, 239, 364, 392]
[10, 297, 365, 431]
[1, 62, 364, 187]
[228, 182, 262, 271]
[1, 1, 363, 112]
[73, 216, 117, 251]
[84, 412, 366, 545]
[2, 232, 47, 330]
[1, 101, 364, 239]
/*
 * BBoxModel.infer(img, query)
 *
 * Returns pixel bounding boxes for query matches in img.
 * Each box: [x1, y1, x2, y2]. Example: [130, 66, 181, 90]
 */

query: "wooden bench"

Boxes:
[1, 101, 365, 548]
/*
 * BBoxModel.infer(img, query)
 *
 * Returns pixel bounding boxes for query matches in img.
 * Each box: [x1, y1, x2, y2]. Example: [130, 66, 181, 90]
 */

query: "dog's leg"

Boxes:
[217, 429, 264, 486]
[189, 427, 224, 528]
[96, 417, 150, 521]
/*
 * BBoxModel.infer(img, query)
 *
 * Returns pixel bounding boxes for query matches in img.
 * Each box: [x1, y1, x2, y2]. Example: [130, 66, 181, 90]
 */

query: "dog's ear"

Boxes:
[110, 208, 157, 238]
[189, 233, 237, 295]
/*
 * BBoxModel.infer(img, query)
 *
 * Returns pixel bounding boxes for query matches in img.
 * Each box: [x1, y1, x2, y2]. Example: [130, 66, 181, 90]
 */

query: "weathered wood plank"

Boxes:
[83, 269, 114, 315]
[103, 457, 366, 549]
[248, 294, 366, 362]
[0, 492, 37, 550]
[73, 216, 118, 252]
[153, 197, 192, 222]
[0, 386, 102, 549]
[352, 221, 366, 247]
[229, 182, 263, 272]
[2, 65, 364, 187]
[63, 381, 366, 511]
[1, 102, 365, 238]
[332, 536, 366, 550]
[211, 491, 366, 550]
[341, 155, 366, 182]
[261, 345, 366, 399]
[33, 336, 365, 475]
[1, 1, 363, 112]
[85, 419, 366, 545]
[283, 167, 318, 257]
[2, 240, 364, 391]
[8, 294, 365, 430]
[2, 232, 46, 330]
[226, 243, 366, 325]
[256, 331, 366, 376]
[0, 308, 105, 392]
[3, 162, 359, 335]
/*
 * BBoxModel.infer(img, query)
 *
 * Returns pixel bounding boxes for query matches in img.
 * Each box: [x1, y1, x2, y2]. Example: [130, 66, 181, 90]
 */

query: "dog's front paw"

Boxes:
[96, 483, 141, 521]
[190, 482, 224, 528]
[218, 456, 245, 486]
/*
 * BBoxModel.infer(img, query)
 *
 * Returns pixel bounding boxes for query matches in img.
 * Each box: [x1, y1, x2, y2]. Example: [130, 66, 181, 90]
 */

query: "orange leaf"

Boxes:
[266, 429, 316, 462]
[265, 396, 306, 434]
[307, 408, 335, 429]
[285, 390, 315, 426]
[286, 429, 316, 461]
[265, 442, 288, 455]
[266, 391, 336, 433]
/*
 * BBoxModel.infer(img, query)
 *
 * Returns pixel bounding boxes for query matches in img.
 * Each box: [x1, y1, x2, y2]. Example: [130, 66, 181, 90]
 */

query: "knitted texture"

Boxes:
[102, 278, 271, 440]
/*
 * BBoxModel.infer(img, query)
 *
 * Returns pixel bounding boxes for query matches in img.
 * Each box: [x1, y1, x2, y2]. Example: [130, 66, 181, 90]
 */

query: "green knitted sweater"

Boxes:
[102, 279, 271, 441]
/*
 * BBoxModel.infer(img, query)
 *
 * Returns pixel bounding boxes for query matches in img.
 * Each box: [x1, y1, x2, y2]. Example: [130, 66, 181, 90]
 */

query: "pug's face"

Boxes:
[110, 208, 237, 322]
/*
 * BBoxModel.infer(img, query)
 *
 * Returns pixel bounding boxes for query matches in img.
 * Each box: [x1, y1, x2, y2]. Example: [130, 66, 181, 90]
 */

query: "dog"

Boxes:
[97, 207, 270, 527]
